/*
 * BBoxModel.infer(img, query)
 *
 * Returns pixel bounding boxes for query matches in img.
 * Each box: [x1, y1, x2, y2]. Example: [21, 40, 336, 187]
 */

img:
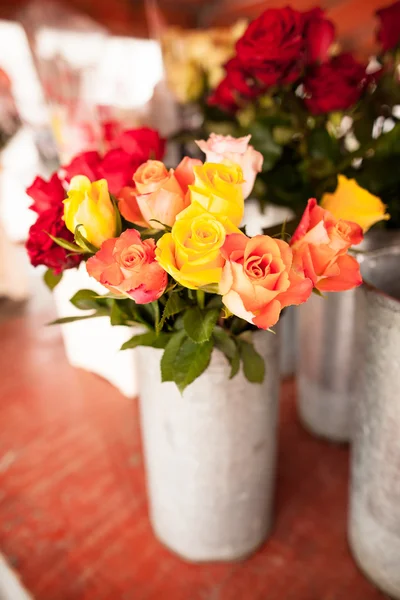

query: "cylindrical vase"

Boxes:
[349, 245, 400, 598]
[297, 230, 400, 442]
[137, 330, 280, 563]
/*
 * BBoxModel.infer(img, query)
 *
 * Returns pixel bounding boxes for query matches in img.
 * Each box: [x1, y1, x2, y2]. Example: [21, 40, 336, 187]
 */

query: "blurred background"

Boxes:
[0, 2, 395, 598]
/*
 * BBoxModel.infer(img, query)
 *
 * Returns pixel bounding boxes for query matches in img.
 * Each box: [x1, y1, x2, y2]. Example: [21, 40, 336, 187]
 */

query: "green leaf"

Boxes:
[312, 288, 325, 298]
[158, 294, 186, 332]
[43, 269, 62, 290]
[70, 289, 102, 311]
[174, 338, 214, 393]
[229, 350, 240, 379]
[212, 326, 241, 379]
[121, 331, 170, 351]
[74, 225, 98, 254]
[152, 301, 160, 332]
[47, 314, 102, 325]
[110, 300, 129, 326]
[161, 330, 187, 382]
[46, 233, 85, 253]
[239, 340, 265, 384]
[212, 326, 236, 360]
[183, 306, 220, 343]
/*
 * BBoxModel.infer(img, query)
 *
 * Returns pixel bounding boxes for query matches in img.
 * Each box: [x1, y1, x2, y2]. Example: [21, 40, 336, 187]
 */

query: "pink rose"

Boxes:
[220, 233, 313, 330]
[86, 229, 167, 304]
[195, 134, 263, 199]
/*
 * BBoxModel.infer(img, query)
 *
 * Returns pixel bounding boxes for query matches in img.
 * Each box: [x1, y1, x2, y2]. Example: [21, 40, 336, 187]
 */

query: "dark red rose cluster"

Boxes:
[26, 174, 82, 274]
[376, 0, 400, 51]
[209, 4, 378, 115]
[26, 127, 165, 274]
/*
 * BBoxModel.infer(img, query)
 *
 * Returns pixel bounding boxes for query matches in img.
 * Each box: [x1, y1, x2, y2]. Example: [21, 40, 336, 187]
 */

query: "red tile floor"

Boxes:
[0, 304, 390, 600]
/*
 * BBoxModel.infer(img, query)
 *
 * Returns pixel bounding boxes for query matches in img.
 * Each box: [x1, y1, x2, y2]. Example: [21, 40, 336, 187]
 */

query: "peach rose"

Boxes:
[86, 229, 167, 304]
[118, 158, 200, 230]
[220, 233, 313, 330]
[174, 156, 203, 192]
[117, 186, 147, 228]
[290, 198, 363, 292]
[195, 133, 263, 198]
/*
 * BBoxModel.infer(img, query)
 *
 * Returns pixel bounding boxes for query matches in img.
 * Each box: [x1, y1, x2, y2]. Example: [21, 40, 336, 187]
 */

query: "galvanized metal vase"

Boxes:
[297, 289, 357, 442]
[136, 330, 280, 563]
[349, 246, 400, 599]
[297, 230, 400, 443]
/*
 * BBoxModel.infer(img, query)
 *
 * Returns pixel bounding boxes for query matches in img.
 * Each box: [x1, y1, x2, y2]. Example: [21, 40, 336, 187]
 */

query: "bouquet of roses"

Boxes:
[205, 1, 400, 226]
[26, 127, 369, 392]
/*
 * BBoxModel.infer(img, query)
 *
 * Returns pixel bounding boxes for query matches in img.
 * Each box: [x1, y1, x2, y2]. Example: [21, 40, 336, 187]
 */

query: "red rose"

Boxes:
[118, 127, 165, 162]
[62, 128, 166, 196]
[376, 0, 400, 51]
[26, 173, 66, 214]
[224, 58, 261, 99]
[97, 148, 141, 195]
[26, 205, 82, 274]
[303, 7, 336, 64]
[62, 151, 102, 182]
[235, 7, 305, 86]
[304, 53, 368, 114]
[208, 78, 239, 113]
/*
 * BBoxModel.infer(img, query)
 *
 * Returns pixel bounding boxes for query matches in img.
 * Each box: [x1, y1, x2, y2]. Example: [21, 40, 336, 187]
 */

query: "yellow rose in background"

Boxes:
[189, 162, 245, 226]
[161, 21, 247, 105]
[166, 61, 205, 104]
[64, 176, 117, 248]
[156, 202, 241, 289]
[321, 175, 390, 232]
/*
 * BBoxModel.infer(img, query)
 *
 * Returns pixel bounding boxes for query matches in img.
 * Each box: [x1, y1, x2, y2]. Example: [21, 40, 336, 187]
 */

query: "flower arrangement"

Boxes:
[203, 2, 400, 227]
[26, 127, 384, 392]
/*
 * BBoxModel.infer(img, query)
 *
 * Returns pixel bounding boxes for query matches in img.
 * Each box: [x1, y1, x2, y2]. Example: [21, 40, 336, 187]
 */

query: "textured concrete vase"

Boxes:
[137, 331, 280, 562]
[349, 246, 400, 598]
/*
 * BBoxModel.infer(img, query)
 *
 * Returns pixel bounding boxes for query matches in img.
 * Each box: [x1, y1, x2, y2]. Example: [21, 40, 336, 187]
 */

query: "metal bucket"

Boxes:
[349, 245, 400, 598]
[297, 230, 400, 442]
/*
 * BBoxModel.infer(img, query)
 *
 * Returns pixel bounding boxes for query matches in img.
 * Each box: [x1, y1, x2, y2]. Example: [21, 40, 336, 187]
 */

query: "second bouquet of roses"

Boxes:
[26, 127, 366, 392]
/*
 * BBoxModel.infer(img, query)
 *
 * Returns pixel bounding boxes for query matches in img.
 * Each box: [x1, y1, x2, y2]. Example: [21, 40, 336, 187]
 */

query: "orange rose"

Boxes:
[290, 198, 363, 292]
[118, 158, 201, 229]
[174, 156, 203, 192]
[86, 229, 167, 304]
[220, 233, 313, 330]
[117, 186, 148, 228]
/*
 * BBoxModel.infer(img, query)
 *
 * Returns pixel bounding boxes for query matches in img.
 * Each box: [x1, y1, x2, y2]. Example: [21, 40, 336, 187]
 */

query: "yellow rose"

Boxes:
[189, 162, 245, 226]
[64, 176, 117, 248]
[321, 175, 390, 233]
[166, 60, 205, 104]
[156, 201, 241, 289]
